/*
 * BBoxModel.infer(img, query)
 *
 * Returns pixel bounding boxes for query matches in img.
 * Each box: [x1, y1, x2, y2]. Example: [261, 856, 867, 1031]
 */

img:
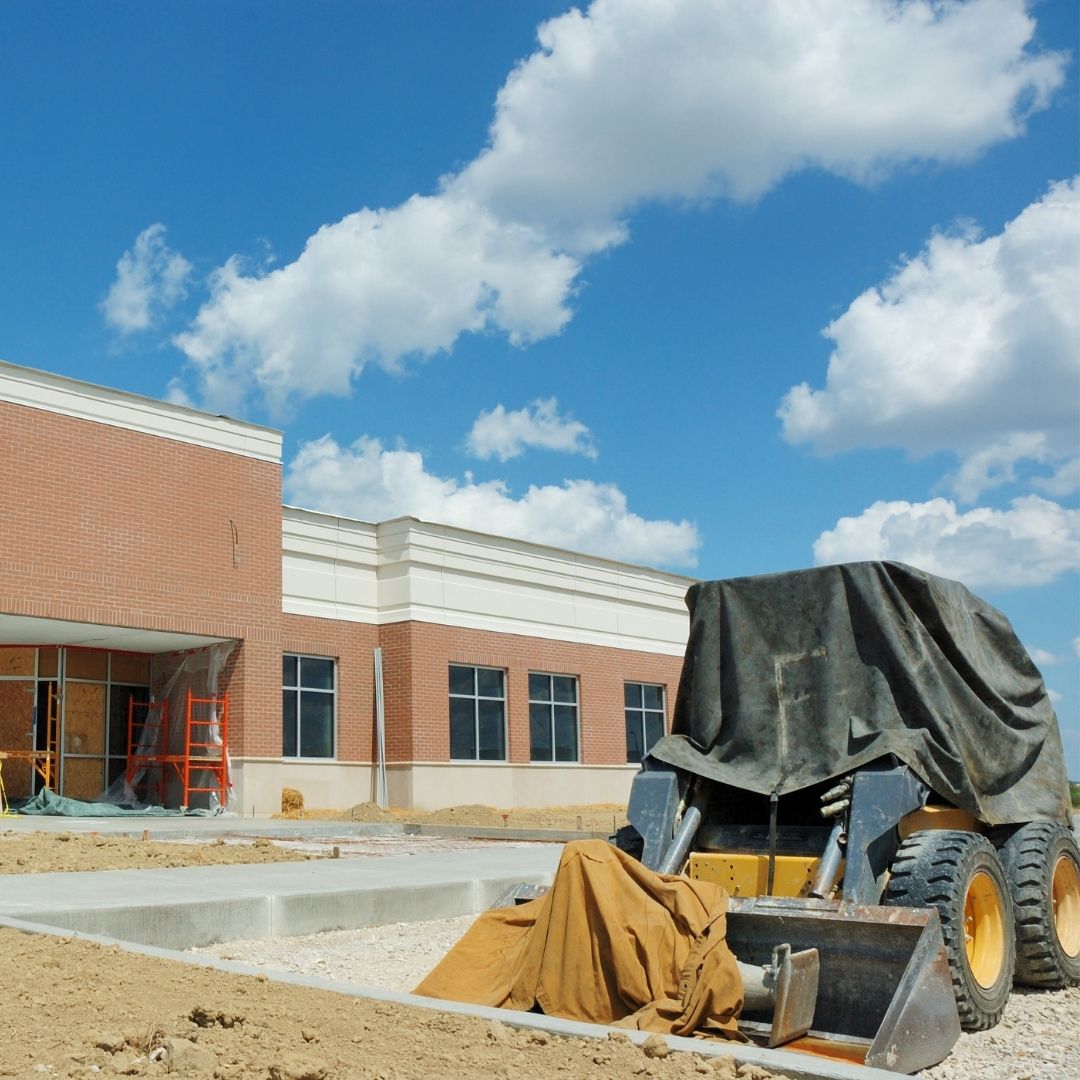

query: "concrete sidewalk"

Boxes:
[0, 843, 561, 948]
[0, 811, 400, 837]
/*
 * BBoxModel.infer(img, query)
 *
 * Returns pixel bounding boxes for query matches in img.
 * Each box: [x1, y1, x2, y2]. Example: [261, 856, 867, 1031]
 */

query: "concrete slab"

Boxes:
[0, 812, 401, 838]
[0, 844, 561, 948]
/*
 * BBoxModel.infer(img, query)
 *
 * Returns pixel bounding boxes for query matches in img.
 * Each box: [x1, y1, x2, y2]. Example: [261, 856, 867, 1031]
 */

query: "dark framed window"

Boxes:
[529, 672, 579, 762]
[625, 682, 665, 763]
[449, 664, 506, 761]
[282, 654, 335, 758]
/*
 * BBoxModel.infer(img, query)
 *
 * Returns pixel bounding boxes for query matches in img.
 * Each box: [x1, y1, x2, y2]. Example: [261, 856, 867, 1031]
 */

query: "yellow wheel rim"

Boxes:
[1052, 853, 1080, 958]
[964, 869, 1006, 988]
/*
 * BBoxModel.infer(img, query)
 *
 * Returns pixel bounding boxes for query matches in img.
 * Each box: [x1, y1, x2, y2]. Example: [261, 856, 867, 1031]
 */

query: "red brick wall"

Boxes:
[1, 399, 686, 773]
[376, 621, 683, 766]
[0, 400, 282, 756]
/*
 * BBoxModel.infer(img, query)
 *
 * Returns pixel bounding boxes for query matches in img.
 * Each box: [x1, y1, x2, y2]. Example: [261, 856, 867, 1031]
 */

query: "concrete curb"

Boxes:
[0, 852, 560, 949]
[0, 913, 909, 1080]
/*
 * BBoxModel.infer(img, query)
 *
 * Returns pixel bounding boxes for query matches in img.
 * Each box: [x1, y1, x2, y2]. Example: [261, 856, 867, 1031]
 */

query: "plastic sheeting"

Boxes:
[108, 640, 236, 813]
[649, 562, 1072, 827]
[15, 787, 213, 817]
[415, 840, 744, 1039]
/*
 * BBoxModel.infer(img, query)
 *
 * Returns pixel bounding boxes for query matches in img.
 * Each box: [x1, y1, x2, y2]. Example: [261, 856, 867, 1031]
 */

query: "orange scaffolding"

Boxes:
[0, 680, 59, 795]
[124, 690, 229, 809]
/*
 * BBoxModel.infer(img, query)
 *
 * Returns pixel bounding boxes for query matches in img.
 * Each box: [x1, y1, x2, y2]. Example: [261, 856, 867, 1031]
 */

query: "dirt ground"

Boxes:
[0, 831, 313, 874]
[0, 928, 779, 1080]
[0, 802, 625, 876]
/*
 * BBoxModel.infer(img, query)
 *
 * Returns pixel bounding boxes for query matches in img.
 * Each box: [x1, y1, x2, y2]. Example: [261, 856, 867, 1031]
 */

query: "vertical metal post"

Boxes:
[373, 648, 388, 809]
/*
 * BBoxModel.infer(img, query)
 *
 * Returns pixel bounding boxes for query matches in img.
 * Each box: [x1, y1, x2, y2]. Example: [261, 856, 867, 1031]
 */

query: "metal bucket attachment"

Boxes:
[738, 943, 820, 1047]
[727, 896, 961, 1074]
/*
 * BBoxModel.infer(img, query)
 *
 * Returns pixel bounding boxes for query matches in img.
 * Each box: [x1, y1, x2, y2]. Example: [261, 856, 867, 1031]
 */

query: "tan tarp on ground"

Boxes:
[415, 840, 745, 1040]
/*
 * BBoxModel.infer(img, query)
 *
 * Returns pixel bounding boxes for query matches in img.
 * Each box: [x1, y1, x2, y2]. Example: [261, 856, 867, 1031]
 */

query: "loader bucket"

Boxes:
[726, 896, 961, 1074]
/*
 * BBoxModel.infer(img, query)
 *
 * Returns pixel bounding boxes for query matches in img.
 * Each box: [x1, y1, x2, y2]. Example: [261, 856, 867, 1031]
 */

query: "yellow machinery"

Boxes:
[619, 562, 1080, 1073]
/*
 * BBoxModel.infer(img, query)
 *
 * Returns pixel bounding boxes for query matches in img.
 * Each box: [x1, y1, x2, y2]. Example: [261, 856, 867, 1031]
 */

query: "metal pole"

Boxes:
[373, 647, 388, 809]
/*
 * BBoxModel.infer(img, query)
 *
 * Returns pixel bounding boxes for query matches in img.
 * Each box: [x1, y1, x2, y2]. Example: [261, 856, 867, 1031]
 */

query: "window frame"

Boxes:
[624, 681, 666, 764]
[528, 671, 580, 763]
[282, 653, 337, 759]
[448, 663, 508, 762]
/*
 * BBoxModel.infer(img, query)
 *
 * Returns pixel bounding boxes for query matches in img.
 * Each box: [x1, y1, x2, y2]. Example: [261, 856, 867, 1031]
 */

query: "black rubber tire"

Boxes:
[885, 830, 1015, 1031]
[992, 821, 1080, 989]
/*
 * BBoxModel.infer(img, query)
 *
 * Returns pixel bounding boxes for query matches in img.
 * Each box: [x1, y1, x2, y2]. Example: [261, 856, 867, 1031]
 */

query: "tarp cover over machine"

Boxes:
[622, 561, 1075, 1072]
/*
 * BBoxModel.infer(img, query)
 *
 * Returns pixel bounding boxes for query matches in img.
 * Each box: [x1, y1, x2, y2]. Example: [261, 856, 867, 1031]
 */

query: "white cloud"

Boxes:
[101, 224, 191, 334]
[173, 0, 1065, 410]
[813, 495, 1080, 588]
[173, 197, 579, 415]
[780, 178, 1080, 498]
[285, 434, 698, 568]
[1047, 687, 1063, 704]
[467, 398, 597, 462]
[1028, 647, 1059, 667]
[1032, 457, 1080, 498]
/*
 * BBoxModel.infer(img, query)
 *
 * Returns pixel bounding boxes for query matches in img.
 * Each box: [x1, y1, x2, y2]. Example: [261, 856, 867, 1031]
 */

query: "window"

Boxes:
[282, 655, 335, 758]
[449, 665, 506, 760]
[529, 672, 579, 762]
[625, 682, 665, 763]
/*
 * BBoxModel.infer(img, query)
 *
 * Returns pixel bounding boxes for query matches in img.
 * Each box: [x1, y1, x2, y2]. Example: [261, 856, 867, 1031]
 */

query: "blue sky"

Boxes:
[2, 1, 1078, 771]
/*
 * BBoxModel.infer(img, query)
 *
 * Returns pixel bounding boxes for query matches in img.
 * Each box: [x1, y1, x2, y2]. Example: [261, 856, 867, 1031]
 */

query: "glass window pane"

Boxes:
[109, 686, 142, 757]
[645, 711, 665, 752]
[477, 699, 505, 760]
[299, 691, 333, 757]
[642, 684, 663, 710]
[107, 757, 126, 788]
[449, 698, 476, 759]
[282, 691, 297, 757]
[553, 676, 577, 703]
[476, 667, 504, 699]
[282, 655, 297, 686]
[553, 705, 578, 761]
[624, 683, 641, 709]
[529, 702, 552, 761]
[301, 657, 334, 691]
[449, 665, 474, 696]
[528, 673, 549, 701]
[626, 715, 643, 764]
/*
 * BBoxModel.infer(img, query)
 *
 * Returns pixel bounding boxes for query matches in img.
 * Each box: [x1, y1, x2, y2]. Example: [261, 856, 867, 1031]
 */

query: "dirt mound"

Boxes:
[276, 800, 398, 823]
[411, 803, 506, 827]
[282, 802, 631, 831]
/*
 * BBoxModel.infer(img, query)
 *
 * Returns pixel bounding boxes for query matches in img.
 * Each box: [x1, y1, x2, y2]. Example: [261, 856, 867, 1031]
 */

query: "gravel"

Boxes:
[191, 914, 480, 993]
[193, 921, 1080, 1078]
[921, 985, 1079, 1080]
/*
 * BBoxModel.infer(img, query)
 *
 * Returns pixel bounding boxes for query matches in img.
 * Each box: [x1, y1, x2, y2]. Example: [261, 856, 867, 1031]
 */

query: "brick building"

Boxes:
[0, 360, 693, 812]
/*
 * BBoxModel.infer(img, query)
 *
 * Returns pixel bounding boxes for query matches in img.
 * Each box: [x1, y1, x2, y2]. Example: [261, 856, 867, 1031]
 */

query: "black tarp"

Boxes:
[648, 561, 1072, 827]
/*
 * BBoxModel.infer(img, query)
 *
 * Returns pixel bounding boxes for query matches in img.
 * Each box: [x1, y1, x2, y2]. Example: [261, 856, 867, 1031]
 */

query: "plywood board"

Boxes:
[63, 682, 105, 755]
[38, 648, 58, 679]
[61, 757, 104, 801]
[110, 652, 150, 684]
[0, 680, 35, 796]
[0, 648, 35, 677]
[65, 649, 108, 680]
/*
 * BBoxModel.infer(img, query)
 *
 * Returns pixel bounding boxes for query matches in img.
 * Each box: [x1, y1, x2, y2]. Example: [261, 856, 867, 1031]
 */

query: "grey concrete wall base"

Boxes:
[0, 914, 909, 1080]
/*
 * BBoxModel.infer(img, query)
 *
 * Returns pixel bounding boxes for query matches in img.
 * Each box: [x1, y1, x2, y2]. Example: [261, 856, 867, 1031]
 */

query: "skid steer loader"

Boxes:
[617, 561, 1079, 1072]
